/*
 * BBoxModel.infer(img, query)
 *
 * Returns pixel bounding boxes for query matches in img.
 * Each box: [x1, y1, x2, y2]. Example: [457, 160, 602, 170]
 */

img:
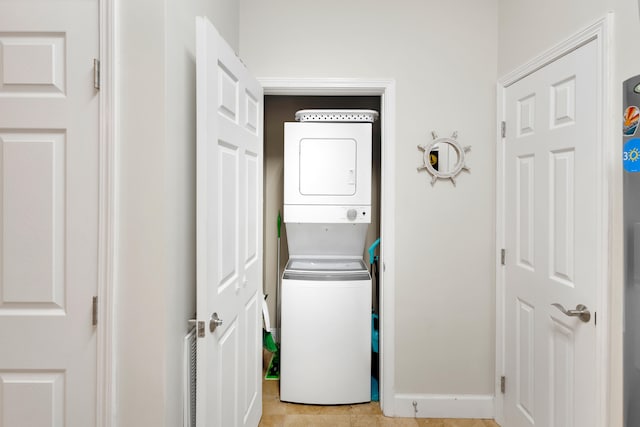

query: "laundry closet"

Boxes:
[263, 96, 381, 403]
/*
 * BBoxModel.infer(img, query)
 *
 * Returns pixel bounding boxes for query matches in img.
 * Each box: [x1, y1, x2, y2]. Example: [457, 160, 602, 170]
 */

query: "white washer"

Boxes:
[280, 257, 371, 405]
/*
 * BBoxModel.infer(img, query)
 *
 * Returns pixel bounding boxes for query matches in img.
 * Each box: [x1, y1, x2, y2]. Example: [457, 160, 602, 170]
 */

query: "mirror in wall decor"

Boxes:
[417, 131, 471, 186]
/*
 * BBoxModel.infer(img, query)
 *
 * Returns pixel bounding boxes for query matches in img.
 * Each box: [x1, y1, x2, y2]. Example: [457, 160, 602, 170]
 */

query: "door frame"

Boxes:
[260, 78, 397, 415]
[97, 0, 116, 426]
[494, 15, 613, 426]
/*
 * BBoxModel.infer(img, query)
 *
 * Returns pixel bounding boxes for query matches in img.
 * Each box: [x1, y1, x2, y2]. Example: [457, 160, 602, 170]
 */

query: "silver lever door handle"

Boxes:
[210, 312, 223, 333]
[551, 303, 591, 323]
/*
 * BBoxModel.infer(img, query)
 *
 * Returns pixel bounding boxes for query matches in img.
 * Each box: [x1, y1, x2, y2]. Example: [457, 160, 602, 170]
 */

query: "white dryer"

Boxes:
[283, 110, 376, 224]
[280, 110, 377, 405]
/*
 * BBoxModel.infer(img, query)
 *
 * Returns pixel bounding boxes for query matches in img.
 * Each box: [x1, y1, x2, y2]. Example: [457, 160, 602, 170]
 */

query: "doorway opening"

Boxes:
[260, 83, 395, 416]
[262, 94, 382, 389]
[258, 77, 396, 415]
[495, 16, 612, 426]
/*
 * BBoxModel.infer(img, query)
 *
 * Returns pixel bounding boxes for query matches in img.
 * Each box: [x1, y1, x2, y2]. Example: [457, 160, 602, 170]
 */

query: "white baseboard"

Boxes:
[392, 393, 494, 419]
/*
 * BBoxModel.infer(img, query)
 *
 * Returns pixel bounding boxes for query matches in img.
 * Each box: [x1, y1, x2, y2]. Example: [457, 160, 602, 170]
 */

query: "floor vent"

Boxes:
[183, 327, 197, 427]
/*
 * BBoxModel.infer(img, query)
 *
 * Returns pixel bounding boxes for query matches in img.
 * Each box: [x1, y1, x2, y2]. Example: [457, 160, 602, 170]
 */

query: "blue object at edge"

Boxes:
[371, 313, 379, 354]
[368, 238, 380, 265]
[371, 377, 379, 401]
[624, 138, 640, 172]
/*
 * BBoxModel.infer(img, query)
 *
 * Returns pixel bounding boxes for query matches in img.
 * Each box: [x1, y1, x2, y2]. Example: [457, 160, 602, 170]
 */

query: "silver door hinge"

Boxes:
[500, 249, 506, 265]
[501, 121, 506, 138]
[92, 296, 98, 326]
[500, 376, 506, 393]
[93, 58, 100, 90]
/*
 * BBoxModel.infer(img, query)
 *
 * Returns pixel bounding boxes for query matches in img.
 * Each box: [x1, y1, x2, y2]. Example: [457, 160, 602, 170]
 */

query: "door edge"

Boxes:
[260, 77, 397, 416]
[97, 0, 117, 426]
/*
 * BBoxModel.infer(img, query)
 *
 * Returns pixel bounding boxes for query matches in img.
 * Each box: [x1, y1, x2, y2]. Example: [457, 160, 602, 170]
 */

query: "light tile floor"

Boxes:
[260, 353, 501, 427]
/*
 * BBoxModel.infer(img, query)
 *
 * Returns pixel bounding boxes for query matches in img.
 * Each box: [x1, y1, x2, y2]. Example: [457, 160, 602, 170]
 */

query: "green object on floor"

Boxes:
[262, 296, 277, 353]
[263, 328, 277, 353]
[265, 352, 280, 380]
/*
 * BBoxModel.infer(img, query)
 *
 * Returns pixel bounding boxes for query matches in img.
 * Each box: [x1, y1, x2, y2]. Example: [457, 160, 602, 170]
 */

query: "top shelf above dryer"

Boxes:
[295, 109, 379, 123]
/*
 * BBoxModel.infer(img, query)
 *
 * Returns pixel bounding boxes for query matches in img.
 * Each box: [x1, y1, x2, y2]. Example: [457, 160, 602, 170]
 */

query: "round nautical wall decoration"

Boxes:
[417, 131, 471, 186]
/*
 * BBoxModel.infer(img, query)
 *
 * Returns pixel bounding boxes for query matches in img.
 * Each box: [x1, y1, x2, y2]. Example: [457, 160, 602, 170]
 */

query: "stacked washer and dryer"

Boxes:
[279, 109, 378, 405]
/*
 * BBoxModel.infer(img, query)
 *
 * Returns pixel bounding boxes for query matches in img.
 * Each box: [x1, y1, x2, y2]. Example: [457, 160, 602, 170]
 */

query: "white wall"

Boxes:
[116, 0, 166, 424]
[498, 1, 640, 426]
[115, 1, 239, 425]
[498, 1, 605, 74]
[240, 0, 499, 412]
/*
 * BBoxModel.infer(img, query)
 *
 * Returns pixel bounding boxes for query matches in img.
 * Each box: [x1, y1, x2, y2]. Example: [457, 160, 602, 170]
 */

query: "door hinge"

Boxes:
[93, 58, 100, 90]
[500, 248, 506, 265]
[500, 375, 506, 393]
[501, 121, 506, 138]
[92, 296, 98, 326]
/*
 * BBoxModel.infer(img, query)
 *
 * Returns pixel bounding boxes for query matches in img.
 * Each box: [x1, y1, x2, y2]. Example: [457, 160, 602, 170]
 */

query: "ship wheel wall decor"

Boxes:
[417, 131, 471, 186]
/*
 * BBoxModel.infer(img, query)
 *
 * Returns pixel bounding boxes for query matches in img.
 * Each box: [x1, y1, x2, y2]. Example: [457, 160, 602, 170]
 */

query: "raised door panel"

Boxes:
[218, 142, 239, 290]
[1, 132, 65, 311]
[0, 371, 65, 427]
[242, 293, 260, 423]
[0, 33, 65, 95]
[218, 319, 239, 427]
[549, 318, 574, 427]
[550, 77, 576, 129]
[549, 150, 575, 285]
[245, 152, 258, 265]
[516, 299, 535, 424]
[516, 155, 535, 269]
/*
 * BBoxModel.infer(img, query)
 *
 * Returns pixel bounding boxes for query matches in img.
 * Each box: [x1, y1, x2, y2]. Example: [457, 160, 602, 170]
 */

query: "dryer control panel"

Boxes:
[284, 205, 371, 223]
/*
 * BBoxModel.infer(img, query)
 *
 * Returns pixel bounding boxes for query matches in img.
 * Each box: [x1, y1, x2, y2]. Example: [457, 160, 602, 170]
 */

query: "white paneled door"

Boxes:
[196, 17, 263, 427]
[0, 1, 100, 426]
[503, 40, 598, 427]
